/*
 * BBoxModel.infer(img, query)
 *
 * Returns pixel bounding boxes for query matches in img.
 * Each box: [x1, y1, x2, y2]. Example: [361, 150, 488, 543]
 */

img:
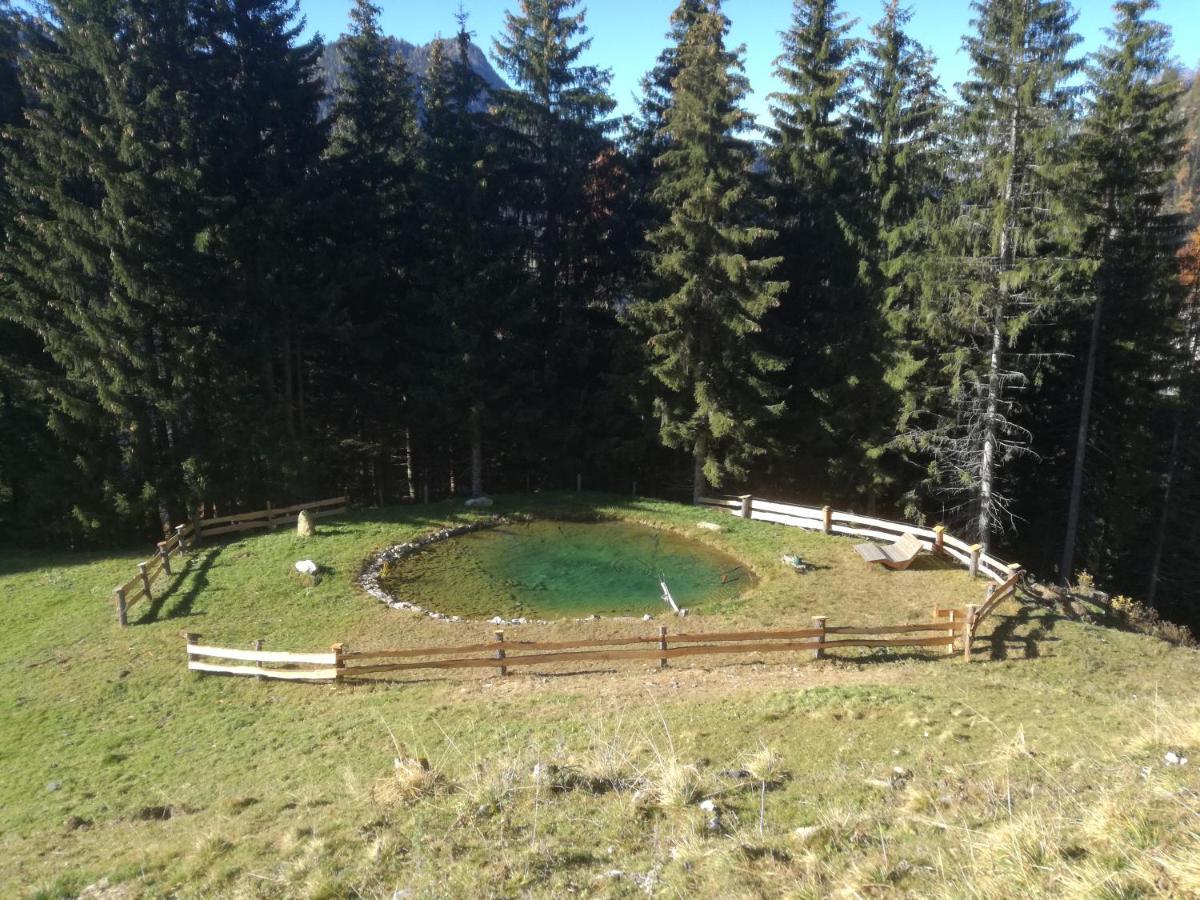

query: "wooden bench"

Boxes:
[854, 532, 925, 571]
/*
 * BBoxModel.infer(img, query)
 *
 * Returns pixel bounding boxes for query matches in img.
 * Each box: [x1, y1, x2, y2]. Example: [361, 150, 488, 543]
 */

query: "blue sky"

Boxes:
[298, 0, 1200, 124]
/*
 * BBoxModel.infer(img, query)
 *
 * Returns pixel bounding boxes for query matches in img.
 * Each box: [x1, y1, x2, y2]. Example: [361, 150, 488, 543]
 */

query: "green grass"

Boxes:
[1, 493, 1198, 898]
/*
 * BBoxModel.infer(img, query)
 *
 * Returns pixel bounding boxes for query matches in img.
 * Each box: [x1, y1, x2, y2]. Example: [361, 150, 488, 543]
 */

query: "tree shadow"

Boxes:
[133, 546, 222, 625]
[985, 602, 1060, 661]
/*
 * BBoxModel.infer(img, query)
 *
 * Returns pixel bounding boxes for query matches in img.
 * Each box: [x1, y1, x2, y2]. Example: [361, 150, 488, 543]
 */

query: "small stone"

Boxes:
[1165, 751, 1188, 766]
[296, 510, 316, 537]
[792, 825, 823, 844]
[643, 614, 652, 621]
[465, 496, 494, 508]
[490, 616, 505, 625]
[294, 559, 318, 575]
[698, 799, 716, 813]
[46, 780, 61, 792]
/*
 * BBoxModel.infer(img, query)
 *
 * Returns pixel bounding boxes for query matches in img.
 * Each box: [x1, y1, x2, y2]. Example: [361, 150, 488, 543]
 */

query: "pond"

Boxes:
[380, 519, 752, 619]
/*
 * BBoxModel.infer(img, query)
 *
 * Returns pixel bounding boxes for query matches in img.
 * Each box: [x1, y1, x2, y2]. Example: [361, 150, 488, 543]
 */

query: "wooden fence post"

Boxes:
[184, 632, 199, 666]
[332, 643, 345, 682]
[969, 544, 982, 578]
[114, 588, 128, 627]
[266, 501, 275, 531]
[933, 525, 945, 554]
[191, 510, 203, 548]
[138, 562, 153, 602]
[254, 639, 266, 680]
[946, 609, 957, 655]
[494, 631, 507, 677]
[175, 524, 187, 553]
[739, 494, 753, 519]
[963, 605, 977, 661]
[822, 506, 833, 535]
[659, 625, 668, 670]
[811, 616, 827, 659]
[158, 542, 172, 576]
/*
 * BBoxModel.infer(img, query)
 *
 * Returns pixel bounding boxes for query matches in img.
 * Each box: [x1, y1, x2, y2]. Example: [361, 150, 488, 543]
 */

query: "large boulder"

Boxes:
[296, 509, 316, 537]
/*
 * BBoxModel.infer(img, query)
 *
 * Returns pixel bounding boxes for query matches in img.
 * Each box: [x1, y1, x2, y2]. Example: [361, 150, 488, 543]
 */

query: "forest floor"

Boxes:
[1, 493, 1198, 898]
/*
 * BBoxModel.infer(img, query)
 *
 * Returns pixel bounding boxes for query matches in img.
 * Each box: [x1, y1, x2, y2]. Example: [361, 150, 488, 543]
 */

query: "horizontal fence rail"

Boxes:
[112, 495, 349, 626]
[698, 495, 1020, 586]
[184, 616, 989, 684]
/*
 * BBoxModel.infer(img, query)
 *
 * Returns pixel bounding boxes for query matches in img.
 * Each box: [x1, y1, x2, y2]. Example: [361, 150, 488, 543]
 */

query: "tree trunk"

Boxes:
[1060, 289, 1104, 583]
[404, 427, 415, 500]
[978, 307, 1003, 553]
[1146, 410, 1180, 607]
[692, 435, 707, 506]
[469, 407, 483, 498]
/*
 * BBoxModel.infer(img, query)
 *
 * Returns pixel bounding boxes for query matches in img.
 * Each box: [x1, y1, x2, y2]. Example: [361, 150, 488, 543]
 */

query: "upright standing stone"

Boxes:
[297, 510, 316, 538]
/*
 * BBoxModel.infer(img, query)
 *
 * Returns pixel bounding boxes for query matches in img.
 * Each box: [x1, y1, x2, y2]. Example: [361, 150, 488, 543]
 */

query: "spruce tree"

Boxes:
[491, 0, 622, 482]
[852, 0, 945, 512]
[905, 0, 1082, 551]
[418, 20, 519, 498]
[631, 0, 786, 504]
[1058, 0, 1185, 583]
[323, 0, 419, 501]
[767, 0, 873, 505]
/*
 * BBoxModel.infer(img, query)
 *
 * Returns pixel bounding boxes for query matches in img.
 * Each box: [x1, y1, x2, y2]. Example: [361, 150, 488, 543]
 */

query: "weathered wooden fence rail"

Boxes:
[186, 606, 1043, 683]
[113, 523, 195, 626]
[699, 495, 1020, 585]
[112, 495, 349, 626]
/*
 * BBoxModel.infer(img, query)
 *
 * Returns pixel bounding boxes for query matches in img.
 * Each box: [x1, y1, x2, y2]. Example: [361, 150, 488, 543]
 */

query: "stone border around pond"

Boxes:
[357, 514, 676, 626]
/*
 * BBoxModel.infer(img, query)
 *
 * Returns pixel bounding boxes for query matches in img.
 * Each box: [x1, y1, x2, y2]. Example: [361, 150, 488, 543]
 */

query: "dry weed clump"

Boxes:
[373, 754, 446, 806]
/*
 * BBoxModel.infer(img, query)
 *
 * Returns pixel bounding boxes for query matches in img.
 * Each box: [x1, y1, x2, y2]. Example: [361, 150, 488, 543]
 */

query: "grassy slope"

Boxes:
[0, 493, 1197, 898]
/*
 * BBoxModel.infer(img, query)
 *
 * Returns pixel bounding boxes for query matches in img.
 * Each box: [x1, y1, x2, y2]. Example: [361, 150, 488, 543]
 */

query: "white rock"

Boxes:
[1165, 751, 1188, 766]
[490, 616, 505, 626]
[295, 560, 319, 575]
[642, 614, 652, 621]
[698, 799, 716, 813]
[466, 496, 494, 508]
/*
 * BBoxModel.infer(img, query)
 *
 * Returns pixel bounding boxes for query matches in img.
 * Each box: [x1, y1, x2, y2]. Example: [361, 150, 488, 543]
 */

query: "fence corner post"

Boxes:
[739, 494, 753, 519]
[158, 542, 172, 576]
[822, 506, 833, 535]
[969, 544, 982, 578]
[659, 625, 668, 670]
[933, 525, 945, 554]
[114, 588, 127, 627]
[184, 632, 200, 670]
[946, 609, 957, 656]
[253, 639, 266, 680]
[811, 616, 827, 660]
[331, 642, 345, 682]
[494, 630, 507, 677]
[963, 606, 978, 661]
[138, 562, 153, 602]
[175, 523, 187, 552]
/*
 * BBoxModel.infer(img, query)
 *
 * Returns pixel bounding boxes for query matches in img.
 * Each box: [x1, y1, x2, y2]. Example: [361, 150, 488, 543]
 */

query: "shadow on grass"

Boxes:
[134, 546, 223, 625]
[986, 602, 1060, 661]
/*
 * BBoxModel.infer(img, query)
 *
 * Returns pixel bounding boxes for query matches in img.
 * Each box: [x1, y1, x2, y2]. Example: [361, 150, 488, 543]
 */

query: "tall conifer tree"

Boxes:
[1057, 0, 1184, 582]
[631, 0, 786, 504]
[905, 0, 1082, 550]
[768, 0, 872, 505]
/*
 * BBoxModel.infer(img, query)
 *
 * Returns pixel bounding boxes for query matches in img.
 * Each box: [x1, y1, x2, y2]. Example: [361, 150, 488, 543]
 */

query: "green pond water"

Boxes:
[381, 519, 752, 619]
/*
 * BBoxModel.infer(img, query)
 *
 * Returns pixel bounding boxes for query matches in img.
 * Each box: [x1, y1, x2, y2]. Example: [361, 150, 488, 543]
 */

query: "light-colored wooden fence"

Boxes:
[699, 495, 1020, 585]
[185, 608, 1028, 683]
[112, 495, 349, 625]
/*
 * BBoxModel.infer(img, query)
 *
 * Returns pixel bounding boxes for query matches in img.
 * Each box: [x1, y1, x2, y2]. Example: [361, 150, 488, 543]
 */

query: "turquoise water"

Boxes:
[381, 519, 751, 619]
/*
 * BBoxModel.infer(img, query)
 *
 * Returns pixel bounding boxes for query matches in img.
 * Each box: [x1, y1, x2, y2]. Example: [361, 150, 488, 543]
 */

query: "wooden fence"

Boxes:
[113, 523, 195, 626]
[698, 495, 1020, 585]
[183, 576, 1029, 684]
[111, 495, 349, 625]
